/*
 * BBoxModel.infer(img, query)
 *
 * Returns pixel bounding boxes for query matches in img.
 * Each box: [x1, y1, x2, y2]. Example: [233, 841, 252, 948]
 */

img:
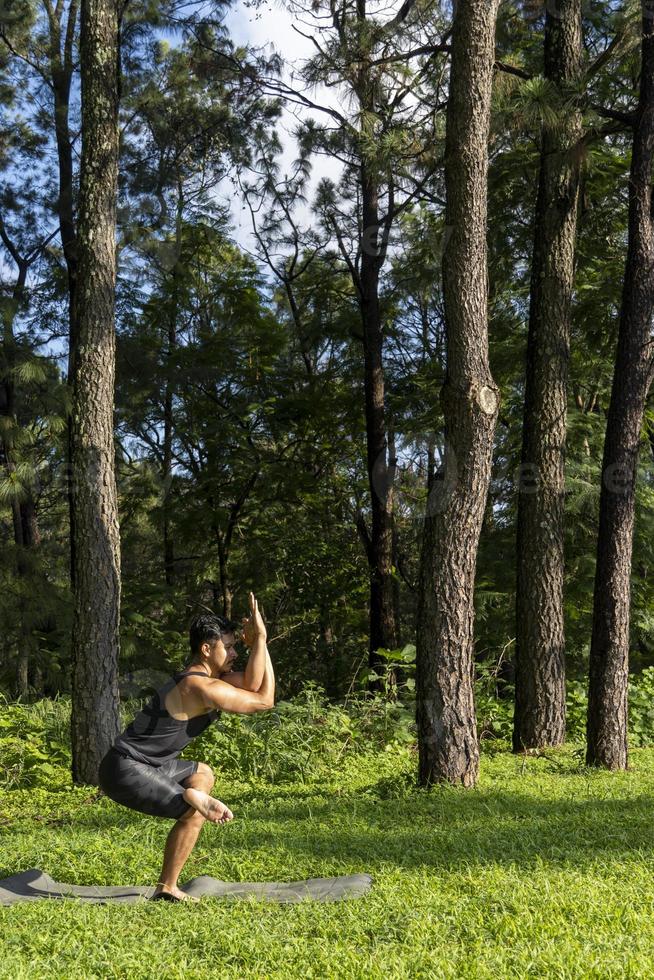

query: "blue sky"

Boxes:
[223, 0, 341, 253]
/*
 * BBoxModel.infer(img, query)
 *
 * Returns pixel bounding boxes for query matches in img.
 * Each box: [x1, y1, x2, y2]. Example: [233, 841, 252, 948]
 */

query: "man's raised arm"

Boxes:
[243, 592, 267, 691]
[257, 640, 275, 706]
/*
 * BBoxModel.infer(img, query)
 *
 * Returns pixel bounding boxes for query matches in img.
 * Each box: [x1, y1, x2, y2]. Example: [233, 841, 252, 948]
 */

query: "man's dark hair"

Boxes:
[189, 613, 238, 654]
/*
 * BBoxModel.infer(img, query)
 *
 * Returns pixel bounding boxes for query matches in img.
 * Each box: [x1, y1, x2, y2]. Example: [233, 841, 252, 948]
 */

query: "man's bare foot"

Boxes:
[183, 787, 234, 824]
[152, 883, 200, 903]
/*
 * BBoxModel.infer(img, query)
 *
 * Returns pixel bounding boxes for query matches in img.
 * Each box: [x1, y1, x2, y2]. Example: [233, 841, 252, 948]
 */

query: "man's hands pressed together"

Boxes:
[234, 592, 275, 697]
[241, 591, 267, 648]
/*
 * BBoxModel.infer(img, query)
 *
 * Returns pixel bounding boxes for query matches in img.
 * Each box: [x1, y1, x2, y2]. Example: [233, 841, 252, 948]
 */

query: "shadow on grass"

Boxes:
[29, 771, 654, 877]
[227, 790, 654, 873]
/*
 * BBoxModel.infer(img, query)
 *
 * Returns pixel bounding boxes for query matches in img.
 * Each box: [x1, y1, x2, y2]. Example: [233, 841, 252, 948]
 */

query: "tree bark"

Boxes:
[47, 0, 81, 586]
[162, 188, 183, 587]
[70, 0, 122, 785]
[513, 0, 584, 751]
[336, 5, 398, 675]
[360, 167, 398, 671]
[586, 3, 654, 770]
[0, 248, 43, 698]
[49, 0, 81, 368]
[416, 0, 501, 788]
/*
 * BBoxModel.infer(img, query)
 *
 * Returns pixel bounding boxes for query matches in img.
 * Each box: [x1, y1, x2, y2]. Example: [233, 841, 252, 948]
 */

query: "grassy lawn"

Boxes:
[2, 745, 654, 978]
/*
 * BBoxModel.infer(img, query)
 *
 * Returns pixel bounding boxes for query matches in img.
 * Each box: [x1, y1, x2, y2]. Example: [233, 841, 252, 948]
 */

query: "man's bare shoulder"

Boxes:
[181, 671, 246, 688]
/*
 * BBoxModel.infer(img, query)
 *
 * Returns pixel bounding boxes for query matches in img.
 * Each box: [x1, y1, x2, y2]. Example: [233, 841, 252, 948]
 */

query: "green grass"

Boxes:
[2, 745, 654, 978]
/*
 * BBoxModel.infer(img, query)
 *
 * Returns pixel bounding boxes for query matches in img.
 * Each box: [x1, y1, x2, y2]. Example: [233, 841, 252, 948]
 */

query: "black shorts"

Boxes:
[99, 747, 199, 820]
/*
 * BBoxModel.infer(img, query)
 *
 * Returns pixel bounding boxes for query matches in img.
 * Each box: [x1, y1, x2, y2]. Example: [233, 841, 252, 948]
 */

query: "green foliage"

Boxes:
[566, 678, 588, 742]
[356, 650, 654, 752]
[0, 694, 149, 790]
[193, 683, 358, 783]
[0, 695, 71, 790]
[564, 670, 654, 747]
[8, 664, 654, 796]
[1, 0, 653, 786]
[627, 667, 654, 745]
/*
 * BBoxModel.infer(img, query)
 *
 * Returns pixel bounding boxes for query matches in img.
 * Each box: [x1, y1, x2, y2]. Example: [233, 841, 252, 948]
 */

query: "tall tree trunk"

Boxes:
[0, 254, 43, 697]
[346, 13, 398, 675]
[15, 497, 41, 700]
[162, 182, 184, 586]
[513, 0, 584, 751]
[360, 166, 398, 670]
[416, 0, 501, 788]
[47, 0, 81, 586]
[216, 533, 233, 619]
[70, 0, 122, 785]
[586, 4, 654, 769]
[50, 0, 81, 369]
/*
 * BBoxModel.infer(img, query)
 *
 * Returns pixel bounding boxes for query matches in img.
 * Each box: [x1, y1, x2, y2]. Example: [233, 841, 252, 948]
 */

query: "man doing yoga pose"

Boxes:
[98, 592, 274, 902]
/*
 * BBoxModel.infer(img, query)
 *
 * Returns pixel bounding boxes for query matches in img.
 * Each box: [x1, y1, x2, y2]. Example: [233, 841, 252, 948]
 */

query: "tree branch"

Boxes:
[588, 102, 635, 127]
[370, 41, 451, 67]
[587, 28, 630, 79]
[494, 60, 530, 81]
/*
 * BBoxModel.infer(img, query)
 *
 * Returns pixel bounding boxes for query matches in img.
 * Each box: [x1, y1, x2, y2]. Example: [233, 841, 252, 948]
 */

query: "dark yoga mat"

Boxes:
[0, 868, 373, 905]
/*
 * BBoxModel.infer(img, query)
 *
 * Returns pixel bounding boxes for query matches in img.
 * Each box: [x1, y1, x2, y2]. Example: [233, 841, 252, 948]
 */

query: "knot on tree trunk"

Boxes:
[441, 378, 500, 418]
[475, 382, 499, 415]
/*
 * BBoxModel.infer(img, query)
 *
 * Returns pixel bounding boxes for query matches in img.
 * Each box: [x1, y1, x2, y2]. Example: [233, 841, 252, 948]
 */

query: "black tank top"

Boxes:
[112, 671, 220, 767]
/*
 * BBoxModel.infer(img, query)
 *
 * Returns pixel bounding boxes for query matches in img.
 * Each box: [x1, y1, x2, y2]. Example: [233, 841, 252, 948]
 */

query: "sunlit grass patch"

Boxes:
[2, 743, 654, 978]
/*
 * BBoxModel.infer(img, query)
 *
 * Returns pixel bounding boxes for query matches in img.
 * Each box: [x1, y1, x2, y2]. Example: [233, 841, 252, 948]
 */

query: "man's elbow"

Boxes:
[256, 697, 274, 712]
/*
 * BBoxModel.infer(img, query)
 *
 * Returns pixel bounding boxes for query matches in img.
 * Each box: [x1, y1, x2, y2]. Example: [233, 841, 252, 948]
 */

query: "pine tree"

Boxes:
[69, 0, 122, 784]
[513, 0, 585, 752]
[586, 1, 654, 770]
[416, 0, 501, 788]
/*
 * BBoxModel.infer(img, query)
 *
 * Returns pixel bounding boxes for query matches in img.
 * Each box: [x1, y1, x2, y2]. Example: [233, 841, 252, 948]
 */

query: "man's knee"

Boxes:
[183, 763, 215, 791]
[195, 762, 215, 787]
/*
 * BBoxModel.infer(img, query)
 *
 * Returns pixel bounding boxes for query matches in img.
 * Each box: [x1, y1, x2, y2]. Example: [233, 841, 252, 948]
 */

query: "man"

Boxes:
[98, 592, 274, 902]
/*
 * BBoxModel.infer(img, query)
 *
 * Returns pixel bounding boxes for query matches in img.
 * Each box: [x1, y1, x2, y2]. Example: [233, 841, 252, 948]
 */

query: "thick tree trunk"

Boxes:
[586, 5, 654, 769]
[416, 0, 501, 788]
[513, 0, 584, 751]
[70, 0, 122, 785]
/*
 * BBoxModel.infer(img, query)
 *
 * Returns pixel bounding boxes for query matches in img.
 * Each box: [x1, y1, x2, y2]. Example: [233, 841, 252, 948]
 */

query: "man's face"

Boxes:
[206, 633, 238, 675]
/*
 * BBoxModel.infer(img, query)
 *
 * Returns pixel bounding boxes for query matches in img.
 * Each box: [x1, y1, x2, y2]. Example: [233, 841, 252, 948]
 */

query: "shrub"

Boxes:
[191, 681, 417, 784]
[0, 694, 72, 789]
[5, 663, 654, 791]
